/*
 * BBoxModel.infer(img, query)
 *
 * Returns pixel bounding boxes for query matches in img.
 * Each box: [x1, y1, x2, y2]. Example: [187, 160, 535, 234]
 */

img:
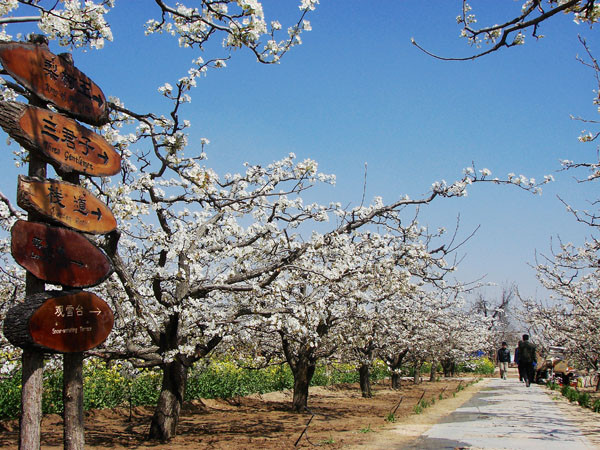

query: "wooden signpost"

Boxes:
[17, 175, 117, 234]
[11, 220, 113, 288]
[0, 101, 121, 176]
[4, 290, 114, 353]
[0, 37, 119, 450]
[0, 42, 109, 126]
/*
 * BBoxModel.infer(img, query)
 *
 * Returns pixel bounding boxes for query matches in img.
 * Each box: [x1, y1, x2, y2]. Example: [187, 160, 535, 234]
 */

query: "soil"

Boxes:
[3, 373, 596, 449]
[0, 377, 480, 449]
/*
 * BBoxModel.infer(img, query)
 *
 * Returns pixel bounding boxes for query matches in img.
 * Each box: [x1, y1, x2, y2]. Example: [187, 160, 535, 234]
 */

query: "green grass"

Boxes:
[550, 382, 600, 414]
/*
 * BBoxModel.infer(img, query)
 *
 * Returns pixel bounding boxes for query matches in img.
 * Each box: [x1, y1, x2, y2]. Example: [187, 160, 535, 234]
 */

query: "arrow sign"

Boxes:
[11, 220, 113, 288]
[97, 152, 109, 165]
[3, 290, 114, 353]
[0, 102, 122, 176]
[91, 208, 102, 221]
[0, 42, 108, 126]
[17, 175, 117, 234]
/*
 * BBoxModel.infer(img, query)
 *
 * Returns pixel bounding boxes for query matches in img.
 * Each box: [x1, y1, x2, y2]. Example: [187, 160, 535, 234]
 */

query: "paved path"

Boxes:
[403, 377, 598, 449]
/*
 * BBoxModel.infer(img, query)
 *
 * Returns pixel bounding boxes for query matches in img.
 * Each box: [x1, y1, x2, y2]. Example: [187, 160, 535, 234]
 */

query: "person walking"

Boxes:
[514, 343, 524, 382]
[496, 342, 511, 380]
[518, 334, 537, 387]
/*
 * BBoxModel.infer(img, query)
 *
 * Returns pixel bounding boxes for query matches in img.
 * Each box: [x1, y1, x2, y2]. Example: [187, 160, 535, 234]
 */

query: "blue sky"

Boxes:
[1, 1, 598, 302]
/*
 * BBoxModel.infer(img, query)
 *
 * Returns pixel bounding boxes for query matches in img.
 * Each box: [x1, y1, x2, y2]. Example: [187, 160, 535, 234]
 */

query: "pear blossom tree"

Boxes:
[383, 339, 411, 389]
[523, 237, 600, 374]
[250, 219, 485, 408]
[344, 292, 426, 393]
[423, 299, 494, 379]
[341, 301, 390, 398]
[95, 152, 347, 440]
[372, 289, 492, 386]
[388, 293, 456, 385]
[338, 222, 472, 396]
[469, 284, 520, 360]
[520, 299, 597, 368]
[238, 229, 415, 411]
[412, 0, 599, 61]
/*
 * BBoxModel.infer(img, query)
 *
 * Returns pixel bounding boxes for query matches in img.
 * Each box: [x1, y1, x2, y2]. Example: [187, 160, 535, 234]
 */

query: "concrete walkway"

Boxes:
[403, 377, 598, 449]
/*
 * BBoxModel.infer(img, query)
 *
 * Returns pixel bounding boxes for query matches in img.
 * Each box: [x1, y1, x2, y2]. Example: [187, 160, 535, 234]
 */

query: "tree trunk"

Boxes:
[63, 353, 84, 450]
[148, 360, 188, 441]
[413, 362, 422, 384]
[20, 348, 44, 450]
[391, 372, 401, 390]
[429, 360, 437, 382]
[291, 358, 316, 412]
[359, 364, 372, 398]
[386, 349, 408, 390]
[441, 358, 456, 377]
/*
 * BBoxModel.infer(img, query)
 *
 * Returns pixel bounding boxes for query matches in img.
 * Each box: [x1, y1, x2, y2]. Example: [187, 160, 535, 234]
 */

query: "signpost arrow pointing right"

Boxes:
[97, 151, 109, 164]
[90, 208, 102, 221]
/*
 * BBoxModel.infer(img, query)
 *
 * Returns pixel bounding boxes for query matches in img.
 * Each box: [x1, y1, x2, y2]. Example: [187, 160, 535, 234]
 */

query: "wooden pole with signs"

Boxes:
[0, 37, 118, 450]
[59, 170, 85, 450]
[21, 154, 46, 450]
[64, 351, 85, 450]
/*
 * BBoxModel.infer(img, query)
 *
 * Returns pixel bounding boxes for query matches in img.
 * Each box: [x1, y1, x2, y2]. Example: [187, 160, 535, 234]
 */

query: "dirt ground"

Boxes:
[547, 384, 600, 448]
[0, 377, 480, 449]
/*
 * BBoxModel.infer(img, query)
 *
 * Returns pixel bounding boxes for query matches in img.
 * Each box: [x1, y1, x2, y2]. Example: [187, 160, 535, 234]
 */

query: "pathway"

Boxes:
[402, 377, 598, 449]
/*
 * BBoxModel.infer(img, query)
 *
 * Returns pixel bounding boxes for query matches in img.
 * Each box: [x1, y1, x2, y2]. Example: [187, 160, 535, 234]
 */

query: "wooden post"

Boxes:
[19, 349, 44, 450]
[62, 171, 85, 450]
[63, 352, 84, 450]
[19, 152, 46, 450]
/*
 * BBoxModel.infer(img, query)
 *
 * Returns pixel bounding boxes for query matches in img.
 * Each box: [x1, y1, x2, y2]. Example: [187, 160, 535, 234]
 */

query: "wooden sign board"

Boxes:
[0, 42, 108, 126]
[11, 220, 113, 288]
[3, 290, 113, 353]
[17, 175, 117, 234]
[0, 102, 121, 176]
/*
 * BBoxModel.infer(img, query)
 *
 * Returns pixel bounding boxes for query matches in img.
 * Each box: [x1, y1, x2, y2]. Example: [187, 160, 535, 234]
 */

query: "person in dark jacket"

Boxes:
[518, 334, 537, 387]
[496, 342, 511, 380]
[514, 344, 524, 382]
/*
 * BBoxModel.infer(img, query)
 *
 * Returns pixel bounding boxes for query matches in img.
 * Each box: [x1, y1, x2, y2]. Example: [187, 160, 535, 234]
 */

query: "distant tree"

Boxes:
[470, 284, 519, 351]
[247, 225, 451, 410]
